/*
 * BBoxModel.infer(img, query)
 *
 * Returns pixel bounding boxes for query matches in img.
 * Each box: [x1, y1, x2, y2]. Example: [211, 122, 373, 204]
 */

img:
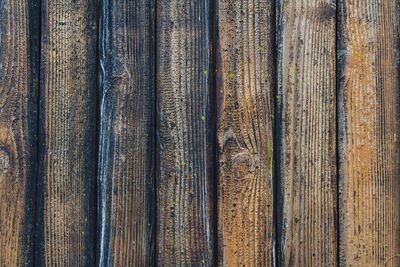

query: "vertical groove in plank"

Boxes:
[277, 0, 337, 266]
[216, 0, 275, 266]
[156, 0, 215, 265]
[36, 0, 97, 265]
[97, 0, 155, 266]
[0, 0, 39, 265]
[338, 0, 400, 266]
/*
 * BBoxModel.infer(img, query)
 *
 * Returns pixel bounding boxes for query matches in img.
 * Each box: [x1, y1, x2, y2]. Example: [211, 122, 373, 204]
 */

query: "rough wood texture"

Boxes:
[216, 0, 275, 266]
[156, 0, 215, 265]
[277, 0, 337, 266]
[97, 0, 155, 266]
[0, 0, 39, 265]
[36, 1, 97, 265]
[338, 1, 400, 266]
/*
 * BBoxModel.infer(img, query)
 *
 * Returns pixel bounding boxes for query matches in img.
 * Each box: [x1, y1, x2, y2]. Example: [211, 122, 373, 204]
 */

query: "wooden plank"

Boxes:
[216, 0, 275, 266]
[338, 0, 400, 266]
[0, 0, 39, 265]
[277, 1, 337, 265]
[156, 0, 215, 265]
[35, 0, 97, 265]
[97, 0, 155, 266]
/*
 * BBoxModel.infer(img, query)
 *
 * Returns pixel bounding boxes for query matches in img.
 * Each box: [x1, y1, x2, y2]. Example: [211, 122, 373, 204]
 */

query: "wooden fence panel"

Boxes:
[338, 0, 400, 266]
[35, 1, 98, 265]
[216, 0, 275, 266]
[0, 0, 39, 265]
[97, 0, 155, 266]
[156, 0, 215, 265]
[1, 1, 400, 266]
[277, 0, 338, 266]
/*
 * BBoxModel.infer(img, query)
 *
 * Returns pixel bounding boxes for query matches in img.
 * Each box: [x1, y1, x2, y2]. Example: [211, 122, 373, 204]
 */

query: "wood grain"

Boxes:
[216, 0, 275, 266]
[97, 0, 155, 266]
[156, 0, 215, 265]
[338, 0, 400, 266]
[277, 0, 337, 266]
[0, 0, 39, 265]
[35, 0, 97, 265]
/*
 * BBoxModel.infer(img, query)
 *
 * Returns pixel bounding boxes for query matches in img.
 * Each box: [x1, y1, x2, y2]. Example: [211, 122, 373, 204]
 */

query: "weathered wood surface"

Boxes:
[1, 1, 400, 266]
[277, 0, 337, 266]
[0, 0, 39, 265]
[216, 0, 275, 266]
[338, 0, 400, 266]
[36, 0, 97, 265]
[156, 0, 215, 265]
[97, 0, 155, 266]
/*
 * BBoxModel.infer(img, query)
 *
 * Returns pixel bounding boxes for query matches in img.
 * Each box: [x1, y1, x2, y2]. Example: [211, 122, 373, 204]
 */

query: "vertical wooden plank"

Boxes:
[156, 0, 215, 265]
[338, 0, 400, 266]
[277, 0, 337, 266]
[216, 0, 275, 266]
[36, 0, 97, 265]
[97, 0, 155, 266]
[0, 0, 39, 265]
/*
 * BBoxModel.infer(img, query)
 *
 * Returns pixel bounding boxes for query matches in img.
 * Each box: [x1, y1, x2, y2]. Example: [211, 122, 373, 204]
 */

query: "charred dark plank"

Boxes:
[97, 0, 155, 266]
[277, 1, 338, 265]
[156, 0, 215, 265]
[35, 0, 97, 265]
[338, 0, 400, 266]
[216, 0, 275, 266]
[0, 0, 39, 265]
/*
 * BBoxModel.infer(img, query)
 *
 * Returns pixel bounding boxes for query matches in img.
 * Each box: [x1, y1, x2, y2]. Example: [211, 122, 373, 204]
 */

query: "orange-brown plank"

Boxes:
[216, 0, 275, 266]
[35, 0, 97, 265]
[0, 0, 39, 265]
[97, 0, 155, 266]
[338, 0, 400, 266]
[156, 0, 215, 265]
[277, 1, 337, 265]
